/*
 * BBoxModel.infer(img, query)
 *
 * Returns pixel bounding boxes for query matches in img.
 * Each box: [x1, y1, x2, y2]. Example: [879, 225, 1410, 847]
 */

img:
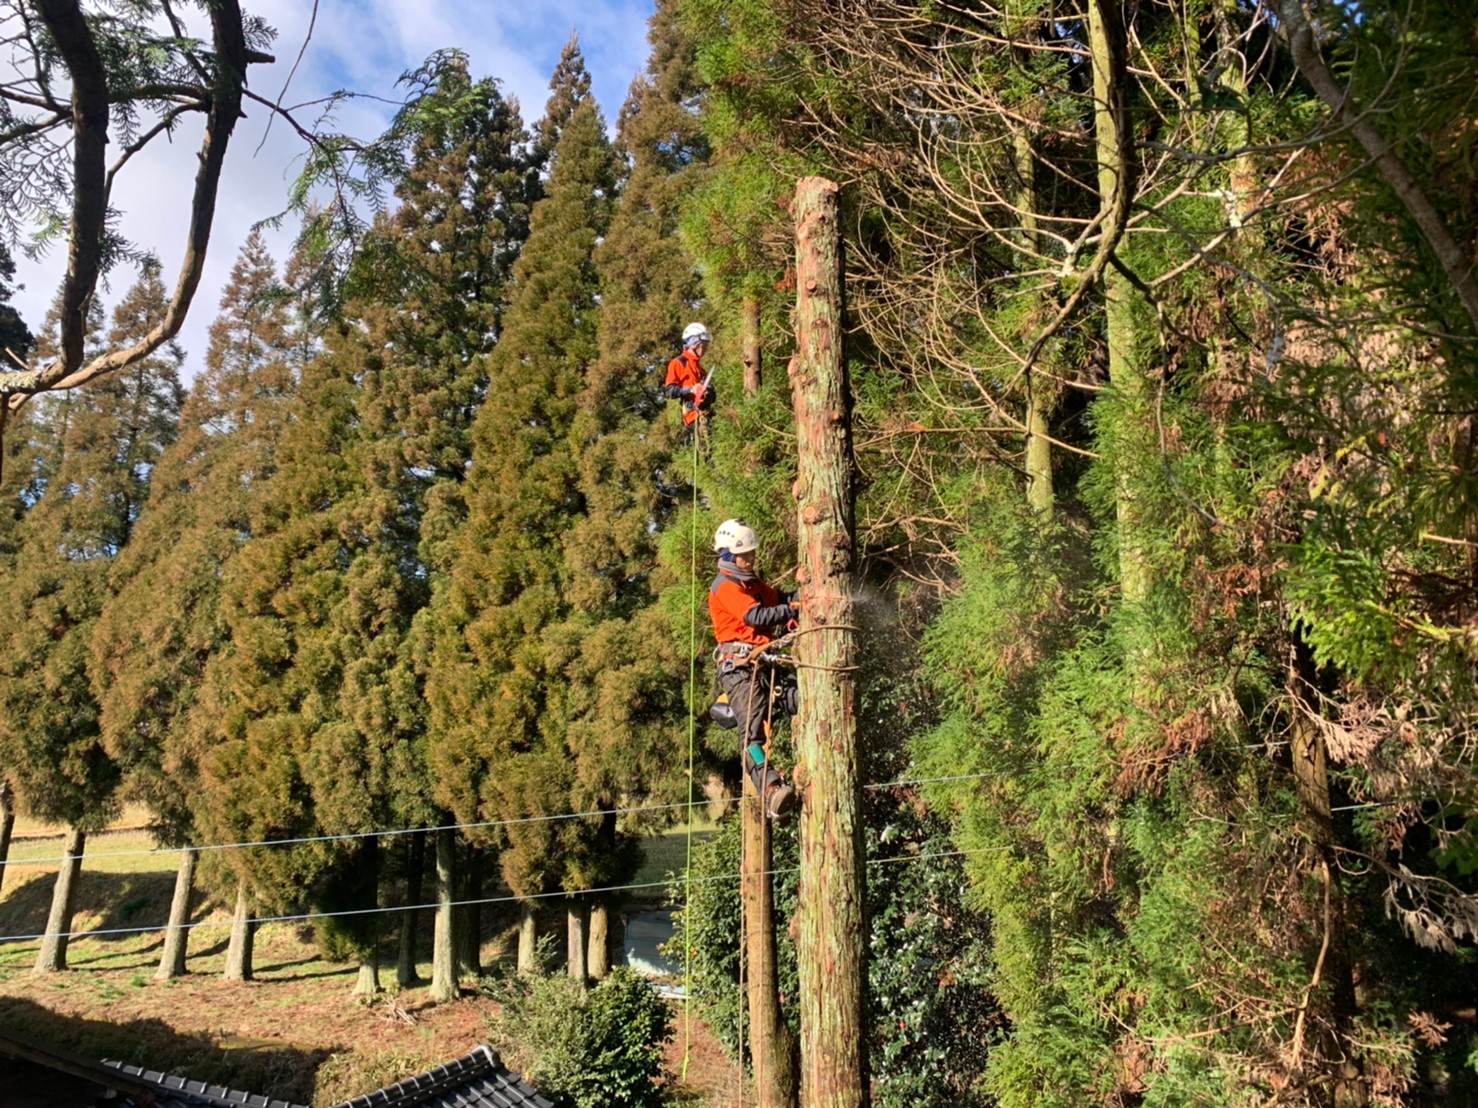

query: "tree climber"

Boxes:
[665, 321, 716, 428]
[709, 518, 800, 822]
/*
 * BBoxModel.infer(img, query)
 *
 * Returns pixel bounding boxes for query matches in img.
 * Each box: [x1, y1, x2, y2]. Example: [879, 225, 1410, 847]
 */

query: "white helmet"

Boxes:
[714, 518, 758, 555]
[682, 321, 711, 347]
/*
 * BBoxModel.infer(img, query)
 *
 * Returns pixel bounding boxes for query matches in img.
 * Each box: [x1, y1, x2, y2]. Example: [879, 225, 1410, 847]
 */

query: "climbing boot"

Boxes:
[766, 782, 797, 823]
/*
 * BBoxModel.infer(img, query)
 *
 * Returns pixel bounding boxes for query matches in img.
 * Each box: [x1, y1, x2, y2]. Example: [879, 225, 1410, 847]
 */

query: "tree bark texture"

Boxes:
[587, 900, 611, 981]
[0, 780, 15, 896]
[1289, 642, 1367, 1106]
[397, 829, 426, 987]
[743, 296, 763, 393]
[567, 898, 589, 984]
[1088, 0, 1151, 607]
[518, 901, 540, 974]
[457, 843, 481, 978]
[34, 826, 85, 973]
[223, 880, 256, 982]
[355, 950, 381, 997]
[744, 778, 800, 1108]
[156, 847, 196, 980]
[789, 174, 868, 1108]
[431, 826, 458, 1001]
[1014, 129, 1054, 518]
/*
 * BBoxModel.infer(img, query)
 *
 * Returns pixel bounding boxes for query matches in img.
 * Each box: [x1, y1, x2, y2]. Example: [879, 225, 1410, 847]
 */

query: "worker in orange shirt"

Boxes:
[708, 518, 799, 822]
[665, 322, 716, 428]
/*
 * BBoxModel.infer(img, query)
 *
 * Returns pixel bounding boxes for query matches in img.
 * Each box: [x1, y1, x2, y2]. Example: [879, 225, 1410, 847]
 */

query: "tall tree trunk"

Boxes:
[457, 842, 481, 979]
[155, 847, 196, 980]
[518, 901, 540, 974]
[223, 880, 256, 982]
[397, 829, 426, 987]
[1087, 0, 1150, 607]
[1015, 129, 1054, 518]
[430, 826, 458, 1001]
[742, 296, 762, 393]
[743, 776, 800, 1108]
[587, 900, 610, 981]
[789, 175, 868, 1108]
[34, 826, 85, 973]
[566, 896, 588, 985]
[1289, 640, 1367, 1106]
[0, 780, 15, 896]
[353, 836, 382, 997]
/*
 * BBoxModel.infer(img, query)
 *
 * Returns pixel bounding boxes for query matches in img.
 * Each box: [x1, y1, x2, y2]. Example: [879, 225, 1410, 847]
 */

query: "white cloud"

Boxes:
[8, 0, 656, 380]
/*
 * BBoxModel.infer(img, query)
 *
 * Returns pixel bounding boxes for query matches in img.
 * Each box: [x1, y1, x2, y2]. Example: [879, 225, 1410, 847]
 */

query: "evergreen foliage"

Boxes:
[0, 275, 182, 832]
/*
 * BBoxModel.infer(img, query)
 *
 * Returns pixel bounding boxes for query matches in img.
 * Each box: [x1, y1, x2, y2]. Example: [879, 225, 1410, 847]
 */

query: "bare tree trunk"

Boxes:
[430, 826, 458, 1001]
[34, 826, 86, 973]
[156, 847, 196, 980]
[223, 881, 256, 982]
[742, 296, 763, 393]
[457, 843, 481, 979]
[355, 949, 381, 997]
[397, 829, 426, 987]
[566, 897, 588, 985]
[518, 901, 539, 974]
[1087, 0, 1151, 608]
[587, 900, 610, 981]
[789, 175, 868, 1108]
[744, 777, 800, 1108]
[1289, 641, 1367, 1107]
[0, 780, 15, 897]
[353, 836, 382, 997]
[1014, 129, 1054, 518]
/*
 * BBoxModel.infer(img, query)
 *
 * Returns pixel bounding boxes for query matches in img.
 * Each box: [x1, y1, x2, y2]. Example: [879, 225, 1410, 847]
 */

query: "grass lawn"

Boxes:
[0, 814, 739, 1106]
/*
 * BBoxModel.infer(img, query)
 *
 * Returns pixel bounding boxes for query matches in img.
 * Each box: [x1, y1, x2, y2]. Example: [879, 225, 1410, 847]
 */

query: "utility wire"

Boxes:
[0, 741, 1299, 870]
[0, 844, 1012, 947]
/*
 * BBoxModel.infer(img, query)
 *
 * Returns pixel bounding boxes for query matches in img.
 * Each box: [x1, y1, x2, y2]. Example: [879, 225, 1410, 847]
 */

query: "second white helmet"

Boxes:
[714, 518, 759, 554]
[682, 321, 711, 346]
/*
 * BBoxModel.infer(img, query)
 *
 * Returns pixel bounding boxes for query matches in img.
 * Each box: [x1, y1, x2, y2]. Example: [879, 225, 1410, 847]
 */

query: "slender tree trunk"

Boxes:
[155, 847, 196, 980]
[397, 829, 426, 987]
[353, 836, 382, 997]
[743, 777, 800, 1108]
[430, 826, 458, 1001]
[518, 901, 539, 974]
[742, 296, 763, 393]
[223, 881, 256, 982]
[34, 826, 85, 973]
[0, 780, 15, 897]
[587, 900, 610, 980]
[566, 896, 588, 985]
[1087, 0, 1151, 607]
[789, 175, 868, 1108]
[457, 843, 481, 979]
[1015, 129, 1054, 518]
[1289, 640, 1367, 1106]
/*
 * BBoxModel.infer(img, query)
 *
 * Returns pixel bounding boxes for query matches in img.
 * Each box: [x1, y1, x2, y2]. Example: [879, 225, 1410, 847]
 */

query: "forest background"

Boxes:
[0, 1, 1476, 1107]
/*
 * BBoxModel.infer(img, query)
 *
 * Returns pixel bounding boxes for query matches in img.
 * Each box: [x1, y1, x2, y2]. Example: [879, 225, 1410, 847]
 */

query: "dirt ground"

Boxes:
[0, 827, 741, 1106]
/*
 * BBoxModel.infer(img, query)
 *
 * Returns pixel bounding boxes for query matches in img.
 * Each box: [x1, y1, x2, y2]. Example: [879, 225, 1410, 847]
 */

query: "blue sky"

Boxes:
[10, 0, 657, 375]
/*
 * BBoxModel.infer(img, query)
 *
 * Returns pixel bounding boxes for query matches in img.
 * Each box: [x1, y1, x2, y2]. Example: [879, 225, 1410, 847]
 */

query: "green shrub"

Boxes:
[486, 965, 672, 1108]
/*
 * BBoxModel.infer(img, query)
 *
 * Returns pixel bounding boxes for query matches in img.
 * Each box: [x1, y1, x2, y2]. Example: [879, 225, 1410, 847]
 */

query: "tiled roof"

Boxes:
[103, 1059, 308, 1108]
[329, 1044, 554, 1108]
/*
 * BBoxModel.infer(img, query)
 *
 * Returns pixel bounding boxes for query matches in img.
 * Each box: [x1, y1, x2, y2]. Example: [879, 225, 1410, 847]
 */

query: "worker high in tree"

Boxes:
[708, 519, 800, 822]
[665, 321, 717, 428]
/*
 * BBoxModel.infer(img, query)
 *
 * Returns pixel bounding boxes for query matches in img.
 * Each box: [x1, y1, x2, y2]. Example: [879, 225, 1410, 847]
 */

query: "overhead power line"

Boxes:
[0, 844, 1012, 947]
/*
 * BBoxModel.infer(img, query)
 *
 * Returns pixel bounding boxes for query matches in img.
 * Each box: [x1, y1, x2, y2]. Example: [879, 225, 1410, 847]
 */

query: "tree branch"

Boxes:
[1273, 0, 1478, 333]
